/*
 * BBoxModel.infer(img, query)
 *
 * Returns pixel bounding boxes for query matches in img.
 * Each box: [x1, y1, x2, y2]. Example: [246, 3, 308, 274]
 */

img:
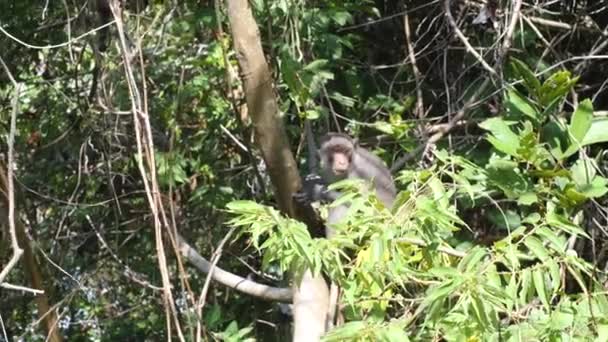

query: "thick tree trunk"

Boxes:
[225, 0, 330, 340]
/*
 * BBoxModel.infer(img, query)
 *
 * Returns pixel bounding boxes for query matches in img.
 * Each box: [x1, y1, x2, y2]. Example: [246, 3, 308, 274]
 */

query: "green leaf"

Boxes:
[487, 208, 521, 231]
[303, 59, 329, 72]
[519, 269, 532, 304]
[547, 259, 561, 295]
[541, 120, 568, 160]
[546, 205, 588, 237]
[370, 236, 385, 264]
[324, 321, 366, 340]
[568, 99, 593, 144]
[458, 247, 487, 272]
[505, 88, 540, 122]
[532, 269, 550, 309]
[328, 10, 353, 26]
[581, 117, 608, 146]
[571, 158, 596, 187]
[535, 226, 566, 252]
[581, 176, 608, 198]
[479, 118, 520, 156]
[524, 236, 550, 261]
[517, 192, 538, 205]
[510, 58, 541, 97]
[471, 294, 491, 328]
[549, 306, 575, 331]
[597, 324, 608, 342]
[539, 71, 578, 106]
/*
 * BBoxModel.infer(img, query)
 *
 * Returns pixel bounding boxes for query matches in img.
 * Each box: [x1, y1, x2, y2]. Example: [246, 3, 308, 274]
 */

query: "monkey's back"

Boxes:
[351, 146, 396, 207]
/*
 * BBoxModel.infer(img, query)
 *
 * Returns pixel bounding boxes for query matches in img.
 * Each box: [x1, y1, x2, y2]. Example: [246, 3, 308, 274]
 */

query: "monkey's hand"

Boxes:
[294, 174, 327, 204]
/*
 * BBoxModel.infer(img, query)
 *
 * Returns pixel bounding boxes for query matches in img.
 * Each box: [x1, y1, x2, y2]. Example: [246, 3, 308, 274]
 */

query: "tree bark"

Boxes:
[225, 0, 330, 340]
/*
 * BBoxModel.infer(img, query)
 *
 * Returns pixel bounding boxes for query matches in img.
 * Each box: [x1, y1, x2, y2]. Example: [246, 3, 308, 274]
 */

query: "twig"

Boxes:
[86, 216, 162, 291]
[497, 0, 523, 67]
[404, 12, 425, 118]
[0, 66, 24, 286]
[391, 0, 523, 172]
[196, 228, 235, 342]
[0, 282, 44, 294]
[444, 0, 498, 77]
[110, 1, 185, 340]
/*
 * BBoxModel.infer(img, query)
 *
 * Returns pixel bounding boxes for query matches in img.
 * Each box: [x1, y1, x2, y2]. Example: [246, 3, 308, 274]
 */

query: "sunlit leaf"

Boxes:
[532, 269, 550, 309]
[479, 117, 520, 156]
[505, 88, 540, 122]
[568, 99, 593, 144]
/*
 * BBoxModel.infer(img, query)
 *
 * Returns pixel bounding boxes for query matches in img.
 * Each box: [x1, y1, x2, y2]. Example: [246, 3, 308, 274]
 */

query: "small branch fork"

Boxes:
[392, 0, 523, 171]
[0, 56, 40, 295]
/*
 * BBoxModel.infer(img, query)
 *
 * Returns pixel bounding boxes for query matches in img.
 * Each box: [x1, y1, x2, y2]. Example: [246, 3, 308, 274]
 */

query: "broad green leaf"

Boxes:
[546, 206, 588, 237]
[541, 120, 568, 160]
[333, 11, 353, 26]
[370, 236, 385, 264]
[506, 274, 517, 310]
[485, 265, 502, 290]
[549, 307, 575, 331]
[568, 99, 593, 144]
[479, 117, 520, 156]
[581, 117, 608, 146]
[424, 279, 461, 305]
[535, 226, 566, 252]
[580, 176, 608, 198]
[571, 158, 596, 187]
[524, 236, 550, 261]
[303, 59, 329, 71]
[522, 212, 541, 224]
[487, 209, 521, 231]
[515, 121, 538, 162]
[517, 192, 538, 205]
[597, 324, 608, 342]
[377, 322, 410, 342]
[506, 88, 540, 122]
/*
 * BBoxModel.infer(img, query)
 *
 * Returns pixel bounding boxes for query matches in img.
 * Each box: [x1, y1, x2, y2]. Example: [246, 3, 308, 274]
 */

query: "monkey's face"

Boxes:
[331, 151, 350, 176]
[319, 133, 356, 181]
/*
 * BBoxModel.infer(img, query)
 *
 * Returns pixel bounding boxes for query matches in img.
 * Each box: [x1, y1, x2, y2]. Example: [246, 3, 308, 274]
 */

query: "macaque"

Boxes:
[294, 133, 396, 334]
[297, 132, 396, 236]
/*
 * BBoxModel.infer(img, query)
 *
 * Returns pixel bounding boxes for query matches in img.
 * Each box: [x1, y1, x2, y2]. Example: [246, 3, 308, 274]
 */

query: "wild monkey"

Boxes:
[294, 132, 397, 335]
[297, 132, 396, 235]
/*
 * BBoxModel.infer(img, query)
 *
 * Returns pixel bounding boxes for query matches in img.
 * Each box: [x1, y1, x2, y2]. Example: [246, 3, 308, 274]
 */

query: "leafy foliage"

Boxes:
[228, 62, 608, 340]
[1, 0, 608, 341]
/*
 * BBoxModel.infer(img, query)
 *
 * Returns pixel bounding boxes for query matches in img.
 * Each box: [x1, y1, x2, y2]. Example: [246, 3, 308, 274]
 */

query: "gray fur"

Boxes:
[319, 133, 396, 209]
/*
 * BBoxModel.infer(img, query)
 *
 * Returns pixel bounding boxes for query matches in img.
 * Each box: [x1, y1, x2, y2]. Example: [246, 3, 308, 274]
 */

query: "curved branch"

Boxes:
[178, 235, 292, 302]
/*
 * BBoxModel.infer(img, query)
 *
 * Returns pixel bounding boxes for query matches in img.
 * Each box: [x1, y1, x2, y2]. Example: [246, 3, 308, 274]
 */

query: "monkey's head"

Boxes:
[319, 133, 357, 179]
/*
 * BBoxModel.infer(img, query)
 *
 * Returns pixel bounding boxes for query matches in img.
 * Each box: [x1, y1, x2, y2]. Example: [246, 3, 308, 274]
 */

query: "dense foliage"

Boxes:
[1, 0, 607, 341]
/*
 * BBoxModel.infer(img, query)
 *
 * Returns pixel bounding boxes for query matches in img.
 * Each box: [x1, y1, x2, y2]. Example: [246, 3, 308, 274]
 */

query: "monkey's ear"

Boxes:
[352, 138, 360, 147]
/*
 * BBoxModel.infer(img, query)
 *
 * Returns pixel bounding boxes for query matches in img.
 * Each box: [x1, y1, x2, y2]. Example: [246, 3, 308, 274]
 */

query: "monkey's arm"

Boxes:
[294, 174, 339, 204]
